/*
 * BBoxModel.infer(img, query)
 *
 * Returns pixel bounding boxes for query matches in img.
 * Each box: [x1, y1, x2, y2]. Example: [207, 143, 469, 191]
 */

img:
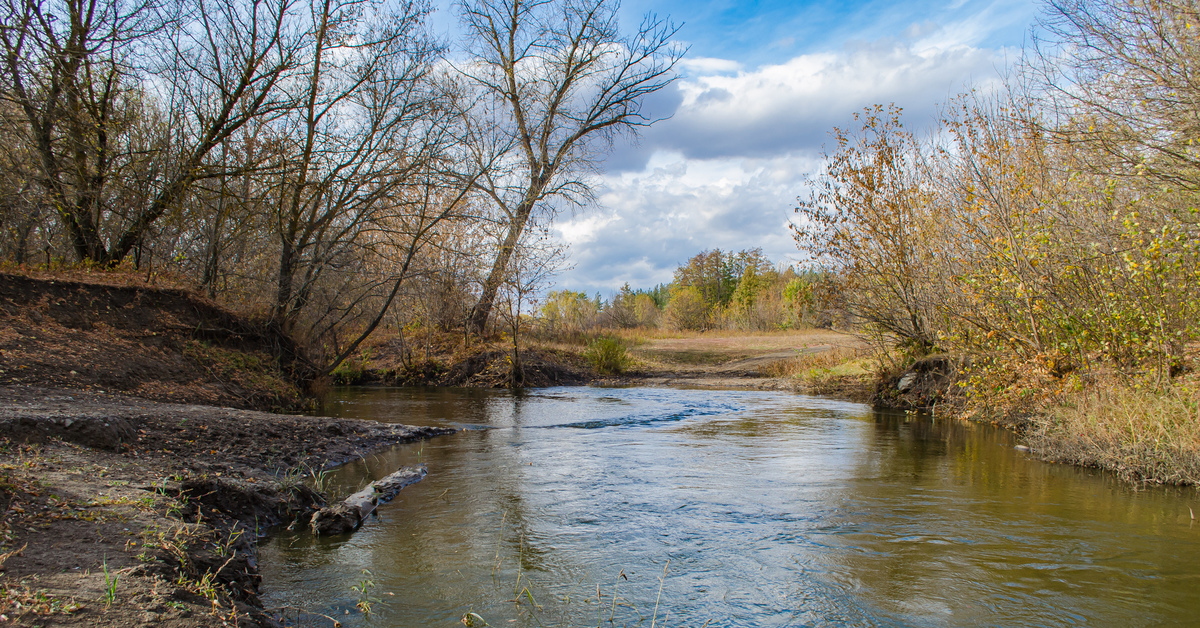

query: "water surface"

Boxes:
[259, 386, 1200, 627]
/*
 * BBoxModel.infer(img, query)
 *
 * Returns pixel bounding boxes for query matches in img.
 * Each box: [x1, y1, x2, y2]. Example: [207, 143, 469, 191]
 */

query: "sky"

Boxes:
[440, 0, 1043, 297]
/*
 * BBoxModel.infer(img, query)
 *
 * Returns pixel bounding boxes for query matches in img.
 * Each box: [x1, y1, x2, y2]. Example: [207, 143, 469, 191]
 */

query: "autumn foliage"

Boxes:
[793, 0, 1200, 482]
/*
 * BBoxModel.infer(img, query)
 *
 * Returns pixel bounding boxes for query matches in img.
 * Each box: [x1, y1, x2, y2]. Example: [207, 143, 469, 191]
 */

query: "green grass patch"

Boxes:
[582, 337, 632, 375]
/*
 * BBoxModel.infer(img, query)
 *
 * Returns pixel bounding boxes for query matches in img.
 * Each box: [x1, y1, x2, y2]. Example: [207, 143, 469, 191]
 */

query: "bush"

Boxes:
[582, 337, 632, 375]
[665, 286, 709, 331]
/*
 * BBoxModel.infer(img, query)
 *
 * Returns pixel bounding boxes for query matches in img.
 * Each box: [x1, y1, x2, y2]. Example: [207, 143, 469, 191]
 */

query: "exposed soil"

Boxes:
[0, 385, 452, 627]
[0, 273, 464, 626]
[0, 272, 313, 412]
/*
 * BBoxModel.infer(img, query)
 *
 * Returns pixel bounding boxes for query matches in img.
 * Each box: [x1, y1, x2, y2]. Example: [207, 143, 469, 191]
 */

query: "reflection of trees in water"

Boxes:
[866, 410, 952, 480]
[826, 411, 1197, 625]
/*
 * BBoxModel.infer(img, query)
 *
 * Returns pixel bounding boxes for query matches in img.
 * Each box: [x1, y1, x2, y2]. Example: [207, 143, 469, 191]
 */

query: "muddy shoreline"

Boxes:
[0, 370, 878, 626]
[0, 385, 453, 627]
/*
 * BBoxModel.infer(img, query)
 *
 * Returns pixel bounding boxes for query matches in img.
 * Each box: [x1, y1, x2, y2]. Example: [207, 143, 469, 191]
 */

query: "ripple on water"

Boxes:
[260, 386, 1200, 628]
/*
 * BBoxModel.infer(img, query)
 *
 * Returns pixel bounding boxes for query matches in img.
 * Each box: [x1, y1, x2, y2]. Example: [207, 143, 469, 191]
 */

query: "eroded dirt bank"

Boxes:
[0, 272, 313, 412]
[0, 386, 451, 627]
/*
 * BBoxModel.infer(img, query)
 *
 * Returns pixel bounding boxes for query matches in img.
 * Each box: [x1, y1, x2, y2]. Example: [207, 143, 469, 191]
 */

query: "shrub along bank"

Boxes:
[789, 0, 1200, 486]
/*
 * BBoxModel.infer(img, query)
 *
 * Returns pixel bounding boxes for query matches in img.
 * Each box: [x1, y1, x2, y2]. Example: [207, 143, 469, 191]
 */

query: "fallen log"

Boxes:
[310, 465, 426, 536]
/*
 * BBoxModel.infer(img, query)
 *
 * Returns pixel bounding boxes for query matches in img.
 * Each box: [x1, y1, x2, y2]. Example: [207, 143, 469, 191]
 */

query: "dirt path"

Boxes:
[617, 330, 868, 391]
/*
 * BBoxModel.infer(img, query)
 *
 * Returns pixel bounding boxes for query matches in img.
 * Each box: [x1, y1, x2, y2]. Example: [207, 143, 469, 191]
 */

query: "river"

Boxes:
[259, 386, 1200, 627]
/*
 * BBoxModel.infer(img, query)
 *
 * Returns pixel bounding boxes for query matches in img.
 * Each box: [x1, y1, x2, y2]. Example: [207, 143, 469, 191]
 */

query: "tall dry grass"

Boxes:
[762, 345, 872, 378]
[1029, 379, 1200, 485]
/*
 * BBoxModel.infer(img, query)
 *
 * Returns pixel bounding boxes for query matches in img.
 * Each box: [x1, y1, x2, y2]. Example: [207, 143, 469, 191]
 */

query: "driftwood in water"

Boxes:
[310, 465, 426, 536]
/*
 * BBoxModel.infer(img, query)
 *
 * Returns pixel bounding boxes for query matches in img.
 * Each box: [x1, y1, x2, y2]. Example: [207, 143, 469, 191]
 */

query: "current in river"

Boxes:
[259, 386, 1200, 627]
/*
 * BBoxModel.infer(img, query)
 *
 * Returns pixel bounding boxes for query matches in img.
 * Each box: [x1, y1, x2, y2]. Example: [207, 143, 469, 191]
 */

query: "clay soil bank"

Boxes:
[0, 271, 312, 412]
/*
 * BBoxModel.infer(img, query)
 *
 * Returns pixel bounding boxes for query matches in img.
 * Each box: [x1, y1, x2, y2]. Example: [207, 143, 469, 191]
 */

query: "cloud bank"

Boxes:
[550, 10, 1024, 297]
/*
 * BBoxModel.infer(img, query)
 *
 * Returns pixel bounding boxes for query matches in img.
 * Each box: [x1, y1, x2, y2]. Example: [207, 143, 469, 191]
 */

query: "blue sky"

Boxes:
[439, 0, 1042, 297]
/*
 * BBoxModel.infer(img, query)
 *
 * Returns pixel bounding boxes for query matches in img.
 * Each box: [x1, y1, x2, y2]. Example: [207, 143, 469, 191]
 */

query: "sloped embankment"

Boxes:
[0, 272, 313, 411]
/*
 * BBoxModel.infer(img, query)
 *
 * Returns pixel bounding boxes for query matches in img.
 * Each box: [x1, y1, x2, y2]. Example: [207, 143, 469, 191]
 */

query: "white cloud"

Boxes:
[651, 41, 1005, 161]
[555, 29, 1019, 294]
[677, 56, 743, 75]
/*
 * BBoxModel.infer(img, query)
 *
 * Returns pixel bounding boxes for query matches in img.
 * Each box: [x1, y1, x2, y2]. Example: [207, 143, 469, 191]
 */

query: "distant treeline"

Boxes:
[539, 248, 839, 333]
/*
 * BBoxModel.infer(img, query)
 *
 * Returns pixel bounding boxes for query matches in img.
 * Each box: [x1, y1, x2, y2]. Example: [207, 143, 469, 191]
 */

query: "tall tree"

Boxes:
[268, 0, 445, 331]
[456, 0, 682, 333]
[0, 0, 304, 265]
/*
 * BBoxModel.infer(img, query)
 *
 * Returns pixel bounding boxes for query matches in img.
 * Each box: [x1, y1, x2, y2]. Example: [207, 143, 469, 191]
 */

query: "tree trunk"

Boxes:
[468, 199, 534, 334]
[274, 240, 297, 329]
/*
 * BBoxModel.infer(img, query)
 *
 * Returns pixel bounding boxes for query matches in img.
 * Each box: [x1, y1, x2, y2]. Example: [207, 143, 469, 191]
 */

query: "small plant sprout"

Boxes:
[101, 558, 119, 607]
[352, 569, 378, 616]
[310, 465, 333, 494]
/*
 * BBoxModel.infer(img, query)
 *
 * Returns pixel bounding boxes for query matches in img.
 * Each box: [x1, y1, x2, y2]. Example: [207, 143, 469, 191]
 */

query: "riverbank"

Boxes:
[0, 271, 313, 412]
[338, 328, 877, 402]
[0, 385, 452, 626]
[0, 273, 461, 625]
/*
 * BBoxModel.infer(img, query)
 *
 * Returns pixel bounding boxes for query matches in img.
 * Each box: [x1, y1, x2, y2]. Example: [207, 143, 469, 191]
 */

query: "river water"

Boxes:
[259, 386, 1200, 627]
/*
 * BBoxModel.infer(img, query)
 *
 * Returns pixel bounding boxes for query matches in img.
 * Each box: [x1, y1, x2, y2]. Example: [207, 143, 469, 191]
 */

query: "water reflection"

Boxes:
[260, 387, 1200, 627]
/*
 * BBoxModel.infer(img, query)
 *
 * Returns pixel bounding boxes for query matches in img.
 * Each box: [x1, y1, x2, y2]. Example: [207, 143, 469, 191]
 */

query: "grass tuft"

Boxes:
[102, 559, 119, 607]
[582, 337, 633, 375]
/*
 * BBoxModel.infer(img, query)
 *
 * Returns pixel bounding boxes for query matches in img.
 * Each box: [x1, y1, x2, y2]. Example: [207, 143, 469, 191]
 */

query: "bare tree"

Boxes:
[267, 0, 446, 331]
[0, 0, 304, 265]
[1032, 0, 1200, 194]
[246, 0, 505, 375]
[456, 0, 682, 333]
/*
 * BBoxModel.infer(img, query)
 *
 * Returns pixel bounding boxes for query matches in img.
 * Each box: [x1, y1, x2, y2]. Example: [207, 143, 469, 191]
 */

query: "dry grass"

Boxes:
[762, 344, 873, 379]
[1029, 378, 1200, 485]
